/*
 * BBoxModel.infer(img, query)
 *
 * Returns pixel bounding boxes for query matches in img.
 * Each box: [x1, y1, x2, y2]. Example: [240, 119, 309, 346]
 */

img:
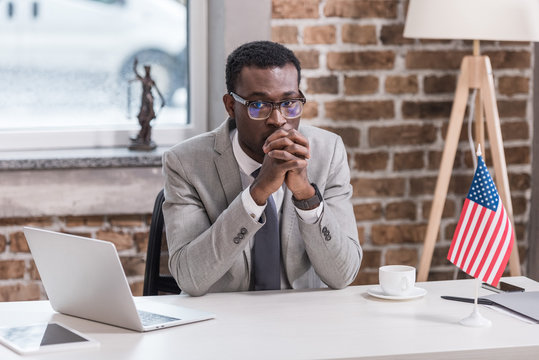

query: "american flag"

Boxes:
[447, 154, 514, 286]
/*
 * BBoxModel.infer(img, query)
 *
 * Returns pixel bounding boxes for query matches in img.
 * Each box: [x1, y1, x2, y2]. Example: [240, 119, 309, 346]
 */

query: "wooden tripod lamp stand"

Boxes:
[404, 0, 539, 282]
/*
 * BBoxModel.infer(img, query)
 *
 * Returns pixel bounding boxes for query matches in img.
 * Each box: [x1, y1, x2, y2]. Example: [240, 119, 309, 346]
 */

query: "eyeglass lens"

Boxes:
[248, 100, 303, 120]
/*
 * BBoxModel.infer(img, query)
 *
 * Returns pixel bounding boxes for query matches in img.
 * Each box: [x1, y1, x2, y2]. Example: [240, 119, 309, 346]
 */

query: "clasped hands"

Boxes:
[250, 128, 315, 206]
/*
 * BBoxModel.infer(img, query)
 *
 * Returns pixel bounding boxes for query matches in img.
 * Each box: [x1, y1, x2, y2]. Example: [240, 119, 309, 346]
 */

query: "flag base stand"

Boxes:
[459, 306, 491, 327]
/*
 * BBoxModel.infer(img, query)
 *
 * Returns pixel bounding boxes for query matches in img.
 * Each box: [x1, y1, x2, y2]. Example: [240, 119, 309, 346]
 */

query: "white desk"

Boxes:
[0, 277, 538, 360]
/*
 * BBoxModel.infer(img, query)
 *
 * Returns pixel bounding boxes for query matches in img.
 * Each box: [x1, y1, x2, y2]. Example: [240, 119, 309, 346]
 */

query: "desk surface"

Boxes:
[0, 277, 538, 360]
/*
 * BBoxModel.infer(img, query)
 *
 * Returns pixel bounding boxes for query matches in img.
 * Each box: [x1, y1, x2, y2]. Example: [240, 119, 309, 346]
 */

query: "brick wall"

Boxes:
[0, 215, 151, 301]
[272, 0, 533, 284]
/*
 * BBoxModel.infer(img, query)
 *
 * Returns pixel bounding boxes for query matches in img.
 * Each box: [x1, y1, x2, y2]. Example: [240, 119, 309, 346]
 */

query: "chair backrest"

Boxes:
[143, 189, 181, 296]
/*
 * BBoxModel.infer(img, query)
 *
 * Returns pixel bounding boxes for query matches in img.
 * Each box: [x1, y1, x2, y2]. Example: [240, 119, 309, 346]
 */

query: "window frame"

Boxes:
[0, 0, 208, 151]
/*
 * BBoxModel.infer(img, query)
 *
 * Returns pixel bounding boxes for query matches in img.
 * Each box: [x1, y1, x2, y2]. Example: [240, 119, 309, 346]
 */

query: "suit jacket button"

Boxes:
[240, 227, 247, 234]
[325, 235, 332, 241]
[238, 234, 244, 240]
[233, 237, 240, 244]
[322, 226, 328, 233]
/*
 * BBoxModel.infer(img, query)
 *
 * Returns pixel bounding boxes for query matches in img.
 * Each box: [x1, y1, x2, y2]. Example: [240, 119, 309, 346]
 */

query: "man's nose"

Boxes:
[265, 106, 287, 127]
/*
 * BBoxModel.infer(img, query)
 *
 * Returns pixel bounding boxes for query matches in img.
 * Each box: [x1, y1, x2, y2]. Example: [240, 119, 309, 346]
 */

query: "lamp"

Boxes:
[404, 0, 539, 282]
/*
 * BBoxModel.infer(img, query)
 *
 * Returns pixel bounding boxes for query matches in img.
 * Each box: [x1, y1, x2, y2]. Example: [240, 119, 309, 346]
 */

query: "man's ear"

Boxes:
[223, 94, 235, 118]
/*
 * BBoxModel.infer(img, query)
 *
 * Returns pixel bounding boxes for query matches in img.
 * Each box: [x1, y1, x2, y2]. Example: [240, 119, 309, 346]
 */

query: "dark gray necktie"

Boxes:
[251, 168, 281, 290]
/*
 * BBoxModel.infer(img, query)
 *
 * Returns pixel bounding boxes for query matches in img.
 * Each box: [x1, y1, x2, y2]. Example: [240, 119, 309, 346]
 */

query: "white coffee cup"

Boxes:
[379, 265, 416, 296]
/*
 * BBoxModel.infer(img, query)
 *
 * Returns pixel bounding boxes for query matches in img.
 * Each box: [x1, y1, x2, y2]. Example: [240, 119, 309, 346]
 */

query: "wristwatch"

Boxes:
[292, 183, 322, 210]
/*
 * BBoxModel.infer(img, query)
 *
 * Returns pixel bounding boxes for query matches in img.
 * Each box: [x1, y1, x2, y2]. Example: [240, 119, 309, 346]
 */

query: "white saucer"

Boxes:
[367, 285, 427, 300]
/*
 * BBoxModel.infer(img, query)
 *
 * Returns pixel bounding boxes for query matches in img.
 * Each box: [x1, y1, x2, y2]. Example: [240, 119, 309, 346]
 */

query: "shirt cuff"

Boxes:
[241, 186, 266, 221]
[295, 202, 324, 224]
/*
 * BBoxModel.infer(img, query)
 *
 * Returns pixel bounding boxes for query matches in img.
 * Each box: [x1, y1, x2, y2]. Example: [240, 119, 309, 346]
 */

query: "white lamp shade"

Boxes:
[404, 0, 539, 42]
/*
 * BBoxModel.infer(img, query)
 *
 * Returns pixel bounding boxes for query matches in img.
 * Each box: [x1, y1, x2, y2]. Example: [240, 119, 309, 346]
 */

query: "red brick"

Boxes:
[351, 178, 405, 197]
[352, 271, 378, 286]
[342, 24, 377, 44]
[63, 215, 104, 227]
[271, 26, 298, 44]
[324, 0, 398, 18]
[424, 75, 456, 94]
[380, 24, 413, 45]
[385, 75, 418, 94]
[432, 246, 452, 266]
[134, 231, 150, 253]
[120, 256, 146, 277]
[386, 201, 416, 221]
[500, 121, 528, 141]
[0, 260, 25, 279]
[498, 100, 526, 118]
[394, 151, 424, 171]
[0, 217, 53, 227]
[422, 199, 456, 220]
[362, 250, 382, 269]
[304, 25, 336, 44]
[353, 203, 383, 221]
[428, 150, 463, 170]
[505, 146, 530, 165]
[369, 125, 436, 147]
[130, 281, 144, 297]
[483, 51, 531, 69]
[9, 231, 30, 252]
[449, 174, 474, 195]
[410, 176, 437, 196]
[512, 196, 527, 216]
[498, 76, 529, 96]
[29, 260, 41, 280]
[344, 75, 379, 95]
[354, 152, 388, 171]
[357, 226, 365, 245]
[371, 224, 427, 245]
[509, 173, 531, 191]
[272, 0, 319, 19]
[110, 215, 145, 227]
[427, 271, 456, 282]
[402, 101, 453, 119]
[96, 230, 134, 250]
[406, 51, 468, 70]
[320, 126, 360, 147]
[327, 51, 395, 70]
[325, 100, 394, 120]
[0, 234, 6, 253]
[302, 101, 319, 119]
[295, 50, 319, 69]
[0, 283, 42, 302]
[385, 248, 418, 266]
[306, 76, 338, 94]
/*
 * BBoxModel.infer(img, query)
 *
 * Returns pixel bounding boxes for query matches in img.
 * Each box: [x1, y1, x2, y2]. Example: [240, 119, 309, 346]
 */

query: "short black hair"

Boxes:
[225, 41, 301, 93]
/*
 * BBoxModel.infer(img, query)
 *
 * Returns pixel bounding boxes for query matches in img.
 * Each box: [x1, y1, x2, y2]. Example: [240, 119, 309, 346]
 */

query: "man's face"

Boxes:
[224, 63, 301, 163]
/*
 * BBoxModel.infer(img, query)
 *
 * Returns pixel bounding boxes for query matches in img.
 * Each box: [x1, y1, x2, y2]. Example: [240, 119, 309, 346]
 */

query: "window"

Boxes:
[0, 0, 207, 151]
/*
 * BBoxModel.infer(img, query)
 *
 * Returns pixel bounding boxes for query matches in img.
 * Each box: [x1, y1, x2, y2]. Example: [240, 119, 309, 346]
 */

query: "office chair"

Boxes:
[143, 189, 182, 295]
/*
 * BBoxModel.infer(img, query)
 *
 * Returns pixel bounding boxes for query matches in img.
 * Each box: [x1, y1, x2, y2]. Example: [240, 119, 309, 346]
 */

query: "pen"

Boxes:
[441, 295, 494, 305]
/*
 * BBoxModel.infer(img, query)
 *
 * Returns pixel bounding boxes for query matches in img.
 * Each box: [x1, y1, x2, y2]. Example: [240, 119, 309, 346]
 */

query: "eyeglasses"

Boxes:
[230, 91, 306, 121]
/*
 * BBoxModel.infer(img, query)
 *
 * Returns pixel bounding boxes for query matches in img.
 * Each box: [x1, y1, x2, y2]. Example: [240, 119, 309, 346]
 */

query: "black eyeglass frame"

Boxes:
[229, 90, 307, 120]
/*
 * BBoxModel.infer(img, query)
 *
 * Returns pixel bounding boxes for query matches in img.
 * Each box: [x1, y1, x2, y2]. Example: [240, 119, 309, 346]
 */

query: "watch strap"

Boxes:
[292, 183, 322, 210]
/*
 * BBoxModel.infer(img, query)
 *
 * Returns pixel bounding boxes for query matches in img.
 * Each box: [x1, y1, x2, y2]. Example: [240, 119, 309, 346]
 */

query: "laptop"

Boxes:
[23, 227, 215, 332]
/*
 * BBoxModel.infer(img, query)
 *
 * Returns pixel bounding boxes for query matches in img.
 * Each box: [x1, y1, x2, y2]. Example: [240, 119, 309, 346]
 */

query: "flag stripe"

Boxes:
[469, 204, 503, 276]
[451, 201, 478, 264]
[463, 208, 496, 274]
[459, 206, 487, 271]
[477, 205, 508, 281]
[448, 199, 471, 259]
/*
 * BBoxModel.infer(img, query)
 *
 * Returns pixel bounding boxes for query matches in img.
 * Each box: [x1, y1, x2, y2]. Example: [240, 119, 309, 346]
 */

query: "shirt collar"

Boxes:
[231, 129, 261, 177]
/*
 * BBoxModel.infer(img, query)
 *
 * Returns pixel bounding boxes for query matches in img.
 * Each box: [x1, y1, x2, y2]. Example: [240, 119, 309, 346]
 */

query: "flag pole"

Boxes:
[459, 278, 491, 327]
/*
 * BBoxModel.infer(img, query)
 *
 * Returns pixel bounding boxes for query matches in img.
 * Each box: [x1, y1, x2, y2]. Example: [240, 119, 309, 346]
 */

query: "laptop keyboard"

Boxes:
[137, 310, 181, 326]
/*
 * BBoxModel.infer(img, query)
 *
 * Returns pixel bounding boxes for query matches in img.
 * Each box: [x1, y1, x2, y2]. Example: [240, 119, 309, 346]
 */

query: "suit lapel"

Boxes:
[213, 119, 242, 206]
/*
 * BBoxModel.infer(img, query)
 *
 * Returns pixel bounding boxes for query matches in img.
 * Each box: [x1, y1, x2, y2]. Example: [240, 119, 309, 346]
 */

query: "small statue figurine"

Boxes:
[128, 58, 165, 151]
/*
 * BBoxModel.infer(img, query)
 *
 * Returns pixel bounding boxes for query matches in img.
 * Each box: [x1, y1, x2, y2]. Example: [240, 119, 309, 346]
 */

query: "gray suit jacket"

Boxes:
[162, 119, 362, 296]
